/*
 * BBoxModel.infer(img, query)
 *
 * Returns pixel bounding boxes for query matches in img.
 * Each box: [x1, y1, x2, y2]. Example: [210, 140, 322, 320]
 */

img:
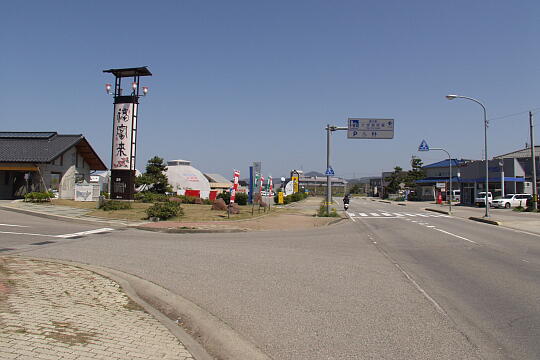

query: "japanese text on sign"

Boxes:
[112, 103, 136, 170]
[347, 118, 394, 139]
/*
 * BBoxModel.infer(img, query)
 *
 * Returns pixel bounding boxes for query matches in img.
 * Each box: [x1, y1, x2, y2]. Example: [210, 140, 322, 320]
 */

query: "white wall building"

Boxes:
[166, 159, 211, 198]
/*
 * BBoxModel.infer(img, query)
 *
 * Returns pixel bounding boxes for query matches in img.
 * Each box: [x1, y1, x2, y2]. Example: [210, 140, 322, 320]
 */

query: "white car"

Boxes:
[475, 192, 493, 207]
[492, 194, 532, 209]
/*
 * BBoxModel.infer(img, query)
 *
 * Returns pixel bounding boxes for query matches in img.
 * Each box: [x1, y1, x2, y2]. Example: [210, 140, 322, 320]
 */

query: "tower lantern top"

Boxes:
[103, 66, 152, 78]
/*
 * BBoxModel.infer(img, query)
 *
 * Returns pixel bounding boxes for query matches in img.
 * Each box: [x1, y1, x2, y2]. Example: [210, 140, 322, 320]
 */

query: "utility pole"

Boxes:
[530, 111, 538, 211]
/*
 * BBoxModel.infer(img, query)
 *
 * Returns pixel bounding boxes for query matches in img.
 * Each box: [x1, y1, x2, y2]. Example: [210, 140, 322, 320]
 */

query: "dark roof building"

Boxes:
[0, 132, 105, 169]
[0, 132, 106, 199]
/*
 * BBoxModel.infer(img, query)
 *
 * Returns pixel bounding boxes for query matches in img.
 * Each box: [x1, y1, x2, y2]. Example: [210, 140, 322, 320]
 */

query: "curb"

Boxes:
[328, 217, 347, 226]
[378, 200, 391, 204]
[0, 205, 130, 228]
[468, 216, 501, 226]
[21, 256, 271, 360]
[136, 226, 247, 234]
[425, 208, 451, 215]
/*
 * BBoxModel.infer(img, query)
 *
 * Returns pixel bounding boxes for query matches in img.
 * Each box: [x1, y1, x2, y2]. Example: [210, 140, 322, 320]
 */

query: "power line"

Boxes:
[489, 107, 540, 122]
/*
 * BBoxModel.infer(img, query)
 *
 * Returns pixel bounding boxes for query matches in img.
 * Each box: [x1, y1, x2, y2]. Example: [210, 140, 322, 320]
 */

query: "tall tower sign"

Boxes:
[103, 66, 152, 200]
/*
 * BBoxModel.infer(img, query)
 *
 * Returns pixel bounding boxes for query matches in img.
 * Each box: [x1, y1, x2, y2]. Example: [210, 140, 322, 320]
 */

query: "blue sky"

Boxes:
[1, 0, 539, 179]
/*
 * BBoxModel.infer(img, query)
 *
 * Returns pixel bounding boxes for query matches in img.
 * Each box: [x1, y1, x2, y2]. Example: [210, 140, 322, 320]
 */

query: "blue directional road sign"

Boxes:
[325, 167, 335, 176]
[418, 139, 430, 151]
[347, 118, 394, 139]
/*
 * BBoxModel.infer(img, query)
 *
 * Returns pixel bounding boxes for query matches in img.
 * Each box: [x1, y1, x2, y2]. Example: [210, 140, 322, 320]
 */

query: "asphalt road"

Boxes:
[1, 205, 538, 359]
[345, 198, 540, 360]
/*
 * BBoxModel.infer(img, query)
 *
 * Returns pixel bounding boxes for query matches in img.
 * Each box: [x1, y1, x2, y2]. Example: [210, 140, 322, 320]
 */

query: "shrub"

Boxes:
[24, 191, 53, 203]
[145, 201, 184, 220]
[135, 192, 169, 203]
[100, 191, 110, 199]
[234, 192, 248, 205]
[100, 200, 132, 211]
[217, 191, 231, 204]
[180, 195, 200, 204]
[317, 204, 339, 217]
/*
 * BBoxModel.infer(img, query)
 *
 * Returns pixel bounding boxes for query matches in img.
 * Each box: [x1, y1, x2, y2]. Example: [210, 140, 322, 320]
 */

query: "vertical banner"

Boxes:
[230, 170, 240, 203]
[292, 175, 299, 193]
[112, 102, 136, 170]
[260, 176, 265, 195]
[269, 176, 273, 195]
[265, 176, 271, 194]
[248, 166, 254, 204]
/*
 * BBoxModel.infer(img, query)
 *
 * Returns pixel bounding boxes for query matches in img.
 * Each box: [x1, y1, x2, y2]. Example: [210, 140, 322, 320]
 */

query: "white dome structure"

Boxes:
[166, 159, 211, 198]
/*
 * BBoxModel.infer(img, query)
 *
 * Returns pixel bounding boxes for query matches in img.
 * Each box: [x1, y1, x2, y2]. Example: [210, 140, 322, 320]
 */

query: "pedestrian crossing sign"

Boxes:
[418, 139, 430, 152]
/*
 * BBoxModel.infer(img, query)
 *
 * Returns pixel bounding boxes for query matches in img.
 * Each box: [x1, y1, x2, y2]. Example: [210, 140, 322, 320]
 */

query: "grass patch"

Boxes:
[51, 199, 293, 222]
[51, 199, 98, 209]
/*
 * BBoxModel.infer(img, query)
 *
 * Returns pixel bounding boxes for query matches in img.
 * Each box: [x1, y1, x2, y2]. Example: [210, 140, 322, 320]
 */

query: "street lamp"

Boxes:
[446, 94, 489, 217]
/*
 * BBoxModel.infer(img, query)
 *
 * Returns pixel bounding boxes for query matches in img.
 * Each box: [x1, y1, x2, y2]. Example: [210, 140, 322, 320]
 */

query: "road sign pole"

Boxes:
[418, 140, 452, 214]
[326, 124, 331, 215]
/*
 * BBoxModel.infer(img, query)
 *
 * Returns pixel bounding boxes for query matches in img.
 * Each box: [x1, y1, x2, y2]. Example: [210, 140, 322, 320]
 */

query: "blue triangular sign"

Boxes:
[325, 167, 335, 176]
[418, 139, 430, 152]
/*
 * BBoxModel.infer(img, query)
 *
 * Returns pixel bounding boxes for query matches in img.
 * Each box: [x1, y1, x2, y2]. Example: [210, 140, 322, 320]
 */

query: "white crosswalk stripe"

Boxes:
[349, 212, 450, 219]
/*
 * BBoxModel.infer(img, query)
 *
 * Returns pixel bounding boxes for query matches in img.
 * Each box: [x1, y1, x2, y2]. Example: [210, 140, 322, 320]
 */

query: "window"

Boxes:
[50, 173, 61, 191]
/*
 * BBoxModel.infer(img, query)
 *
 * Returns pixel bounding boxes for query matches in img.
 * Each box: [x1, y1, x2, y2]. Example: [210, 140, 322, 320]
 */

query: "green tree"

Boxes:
[385, 166, 406, 194]
[349, 183, 363, 194]
[136, 156, 172, 194]
[405, 157, 425, 188]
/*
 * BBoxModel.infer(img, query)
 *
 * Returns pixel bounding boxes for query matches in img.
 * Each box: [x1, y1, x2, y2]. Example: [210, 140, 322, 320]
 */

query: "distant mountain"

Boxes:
[304, 171, 325, 177]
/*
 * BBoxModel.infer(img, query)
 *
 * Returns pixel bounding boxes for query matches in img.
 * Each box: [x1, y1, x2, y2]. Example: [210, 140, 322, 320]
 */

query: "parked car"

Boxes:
[493, 194, 532, 208]
[475, 192, 493, 207]
[446, 190, 460, 202]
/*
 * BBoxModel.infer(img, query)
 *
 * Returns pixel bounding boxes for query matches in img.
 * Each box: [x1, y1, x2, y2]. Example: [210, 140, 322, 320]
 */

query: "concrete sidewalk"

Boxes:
[0, 257, 194, 360]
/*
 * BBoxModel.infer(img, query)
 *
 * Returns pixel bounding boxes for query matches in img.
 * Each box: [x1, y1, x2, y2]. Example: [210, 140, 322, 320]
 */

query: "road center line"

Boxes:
[0, 223, 29, 228]
[434, 228, 477, 244]
[0, 231, 55, 238]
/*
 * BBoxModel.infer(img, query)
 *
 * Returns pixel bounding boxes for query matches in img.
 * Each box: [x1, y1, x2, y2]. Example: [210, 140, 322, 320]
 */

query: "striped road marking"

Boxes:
[56, 228, 114, 239]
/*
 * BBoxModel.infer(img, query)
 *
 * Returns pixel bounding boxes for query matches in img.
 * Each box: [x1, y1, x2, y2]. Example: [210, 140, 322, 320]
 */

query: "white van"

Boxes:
[446, 190, 460, 202]
[475, 192, 493, 207]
